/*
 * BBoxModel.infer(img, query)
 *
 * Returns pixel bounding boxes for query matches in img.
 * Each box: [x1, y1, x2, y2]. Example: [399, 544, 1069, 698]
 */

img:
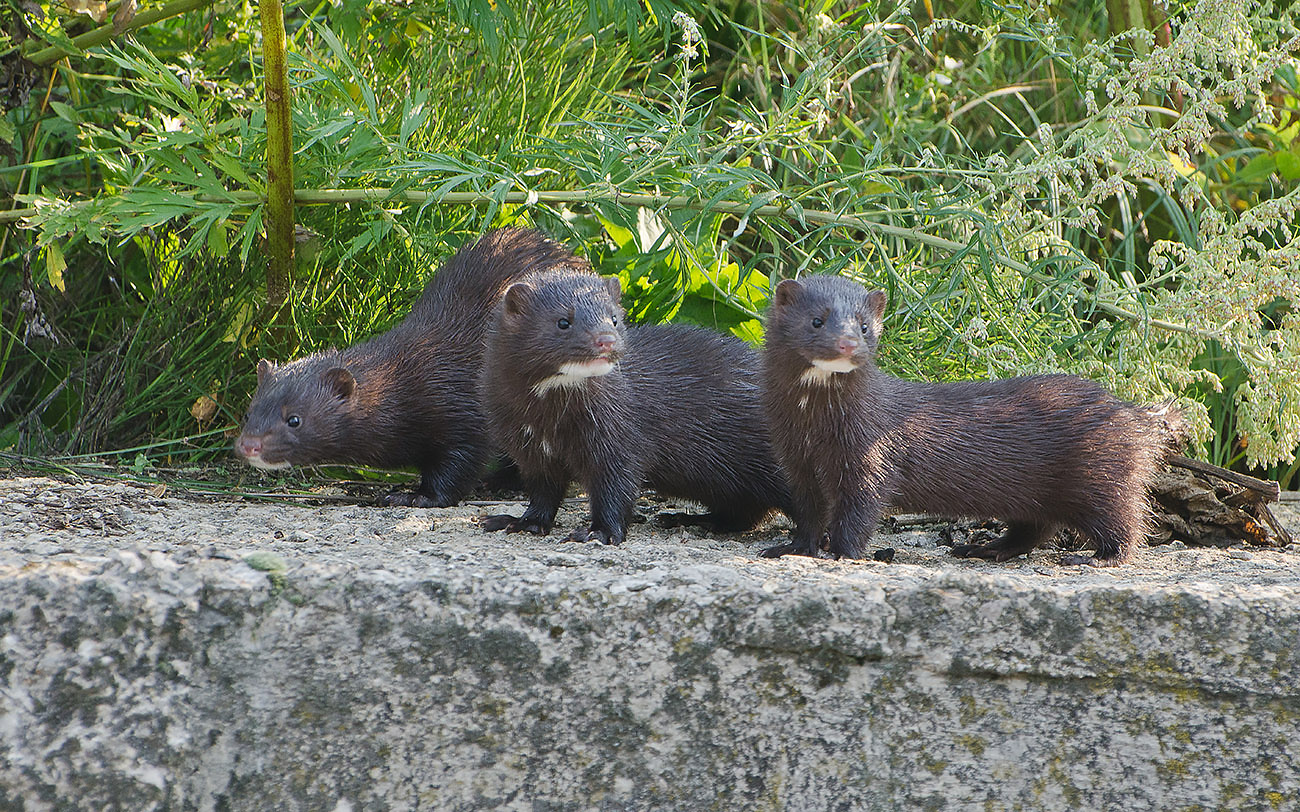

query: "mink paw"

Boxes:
[479, 514, 550, 535]
[760, 540, 818, 558]
[565, 527, 619, 545]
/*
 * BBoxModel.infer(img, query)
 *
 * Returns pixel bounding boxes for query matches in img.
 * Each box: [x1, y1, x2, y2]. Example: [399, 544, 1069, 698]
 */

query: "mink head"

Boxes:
[766, 276, 886, 377]
[235, 355, 358, 468]
[492, 271, 627, 389]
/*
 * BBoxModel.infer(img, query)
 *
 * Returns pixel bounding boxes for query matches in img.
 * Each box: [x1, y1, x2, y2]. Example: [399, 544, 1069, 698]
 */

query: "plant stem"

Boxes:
[20, 0, 219, 66]
[258, 0, 294, 309]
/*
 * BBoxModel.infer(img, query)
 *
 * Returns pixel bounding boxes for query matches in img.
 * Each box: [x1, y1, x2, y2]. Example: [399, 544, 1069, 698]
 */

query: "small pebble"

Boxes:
[1165, 541, 1187, 551]
[872, 548, 896, 563]
[1227, 549, 1252, 561]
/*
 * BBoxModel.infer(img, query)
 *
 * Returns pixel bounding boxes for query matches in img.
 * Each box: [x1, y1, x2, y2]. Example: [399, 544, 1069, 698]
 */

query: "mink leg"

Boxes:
[826, 486, 880, 560]
[951, 521, 1057, 563]
[480, 472, 566, 535]
[480, 455, 523, 492]
[1061, 515, 1139, 567]
[385, 443, 488, 508]
[763, 471, 829, 558]
[568, 467, 640, 545]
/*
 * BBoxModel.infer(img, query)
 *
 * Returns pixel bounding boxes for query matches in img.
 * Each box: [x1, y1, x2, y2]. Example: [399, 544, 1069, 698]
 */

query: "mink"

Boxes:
[234, 228, 587, 507]
[478, 269, 792, 544]
[760, 275, 1184, 566]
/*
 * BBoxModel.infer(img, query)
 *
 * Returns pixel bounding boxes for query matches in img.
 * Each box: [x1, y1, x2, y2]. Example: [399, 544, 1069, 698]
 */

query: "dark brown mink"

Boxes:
[478, 269, 793, 545]
[760, 275, 1185, 566]
[234, 228, 588, 507]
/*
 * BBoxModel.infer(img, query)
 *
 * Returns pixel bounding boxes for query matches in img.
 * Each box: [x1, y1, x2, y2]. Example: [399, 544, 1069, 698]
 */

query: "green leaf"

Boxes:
[48, 101, 78, 123]
[596, 213, 638, 250]
[1276, 149, 1300, 181]
[1235, 152, 1278, 183]
[207, 219, 230, 258]
[730, 318, 765, 345]
[399, 92, 431, 147]
[45, 242, 67, 293]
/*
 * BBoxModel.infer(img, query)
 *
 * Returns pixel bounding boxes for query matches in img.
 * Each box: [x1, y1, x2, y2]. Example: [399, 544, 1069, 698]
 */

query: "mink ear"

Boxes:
[323, 367, 356, 400]
[503, 282, 534, 317]
[603, 276, 622, 301]
[256, 358, 273, 383]
[865, 289, 888, 334]
[772, 279, 804, 308]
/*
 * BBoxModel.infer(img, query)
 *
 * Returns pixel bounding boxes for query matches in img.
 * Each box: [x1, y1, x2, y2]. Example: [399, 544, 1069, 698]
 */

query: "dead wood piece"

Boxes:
[1166, 455, 1280, 502]
[1149, 463, 1291, 548]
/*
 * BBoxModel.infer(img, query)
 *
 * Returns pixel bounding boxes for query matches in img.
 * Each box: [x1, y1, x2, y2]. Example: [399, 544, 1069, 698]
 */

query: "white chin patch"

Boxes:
[813, 357, 858, 372]
[800, 357, 857, 385]
[243, 455, 293, 471]
[532, 359, 615, 395]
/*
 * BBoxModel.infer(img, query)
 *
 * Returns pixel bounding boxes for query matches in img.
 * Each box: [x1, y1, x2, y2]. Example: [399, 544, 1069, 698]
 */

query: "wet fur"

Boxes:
[762, 275, 1181, 565]
[236, 228, 587, 507]
[480, 270, 792, 544]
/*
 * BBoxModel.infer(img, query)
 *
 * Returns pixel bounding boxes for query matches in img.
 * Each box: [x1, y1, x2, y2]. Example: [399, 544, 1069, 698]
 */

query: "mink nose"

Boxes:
[836, 336, 860, 356]
[236, 435, 263, 458]
[593, 332, 618, 354]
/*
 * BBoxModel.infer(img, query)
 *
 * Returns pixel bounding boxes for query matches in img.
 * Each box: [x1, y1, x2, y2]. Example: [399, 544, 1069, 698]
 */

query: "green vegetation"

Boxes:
[1, 0, 1298, 487]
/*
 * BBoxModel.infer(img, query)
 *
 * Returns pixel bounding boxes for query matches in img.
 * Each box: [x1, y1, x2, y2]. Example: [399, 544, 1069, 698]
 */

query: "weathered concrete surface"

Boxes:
[2, 476, 1299, 811]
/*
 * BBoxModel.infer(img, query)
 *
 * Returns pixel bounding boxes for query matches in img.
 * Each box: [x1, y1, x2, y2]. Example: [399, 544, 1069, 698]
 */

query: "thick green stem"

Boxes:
[258, 0, 294, 309]
[21, 0, 218, 66]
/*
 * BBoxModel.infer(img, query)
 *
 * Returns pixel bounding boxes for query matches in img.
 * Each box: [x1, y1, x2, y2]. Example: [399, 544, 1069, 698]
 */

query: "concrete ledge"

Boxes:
[2, 477, 1298, 810]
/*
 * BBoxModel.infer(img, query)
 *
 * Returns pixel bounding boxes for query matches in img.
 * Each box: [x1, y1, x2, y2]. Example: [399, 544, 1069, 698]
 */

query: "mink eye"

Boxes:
[611, 315, 618, 326]
[558, 318, 571, 330]
[860, 323, 871, 334]
[811, 317, 824, 329]
[286, 415, 301, 428]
